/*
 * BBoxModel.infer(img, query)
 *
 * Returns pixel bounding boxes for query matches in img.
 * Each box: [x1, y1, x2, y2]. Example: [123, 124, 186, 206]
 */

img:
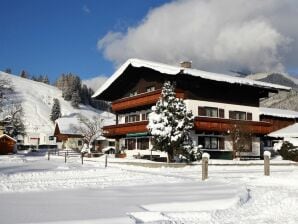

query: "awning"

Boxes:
[126, 132, 149, 137]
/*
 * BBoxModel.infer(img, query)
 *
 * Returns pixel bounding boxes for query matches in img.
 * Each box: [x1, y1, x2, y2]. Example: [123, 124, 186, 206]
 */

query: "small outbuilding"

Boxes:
[0, 134, 17, 155]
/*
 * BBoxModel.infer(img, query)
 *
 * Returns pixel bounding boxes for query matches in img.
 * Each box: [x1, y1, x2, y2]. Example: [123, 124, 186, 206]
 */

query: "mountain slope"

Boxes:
[0, 72, 115, 134]
[246, 72, 298, 111]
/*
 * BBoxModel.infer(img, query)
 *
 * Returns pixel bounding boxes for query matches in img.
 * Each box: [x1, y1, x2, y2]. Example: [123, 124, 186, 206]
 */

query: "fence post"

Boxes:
[264, 151, 271, 176]
[202, 153, 210, 181]
[48, 150, 50, 160]
[81, 153, 84, 165]
[65, 152, 67, 163]
[105, 154, 108, 168]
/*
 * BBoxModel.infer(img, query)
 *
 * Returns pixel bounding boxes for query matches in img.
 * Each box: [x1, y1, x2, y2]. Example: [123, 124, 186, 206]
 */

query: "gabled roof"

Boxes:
[268, 123, 298, 138]
[0, 134, 17, 142]
[92, 58, 291, 98]
[260, 107, 298, 119]
[55, 117, 83, 135]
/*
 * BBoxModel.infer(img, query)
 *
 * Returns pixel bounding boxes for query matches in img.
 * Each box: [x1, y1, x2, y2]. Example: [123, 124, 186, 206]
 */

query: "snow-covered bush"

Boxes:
[147, 81, 196, 162]
[279, 141, 298, 162]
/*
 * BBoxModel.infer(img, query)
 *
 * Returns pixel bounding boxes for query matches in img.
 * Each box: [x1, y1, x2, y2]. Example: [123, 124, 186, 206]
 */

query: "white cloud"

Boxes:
[82, 76, 108, 91]
[82, 5, 91, 14]
[98, 0, 298, 74]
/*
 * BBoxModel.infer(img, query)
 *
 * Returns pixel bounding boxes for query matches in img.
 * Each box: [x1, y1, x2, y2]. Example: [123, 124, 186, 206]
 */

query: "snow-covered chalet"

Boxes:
[92, 58, 291, 159]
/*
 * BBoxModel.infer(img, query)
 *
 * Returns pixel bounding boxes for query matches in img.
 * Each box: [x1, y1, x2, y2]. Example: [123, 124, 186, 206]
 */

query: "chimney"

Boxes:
[180, 61, 192, 69]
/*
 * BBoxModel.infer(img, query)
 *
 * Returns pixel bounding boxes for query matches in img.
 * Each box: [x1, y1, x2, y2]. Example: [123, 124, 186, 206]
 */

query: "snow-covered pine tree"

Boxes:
[50, 98, 61, 123]
[71, 91, 81, 108]
[147, 81, 195, 162]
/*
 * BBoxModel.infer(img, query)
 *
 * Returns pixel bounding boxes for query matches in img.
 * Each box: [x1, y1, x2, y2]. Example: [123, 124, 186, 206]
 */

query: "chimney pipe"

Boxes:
[180, 61, 192, 68]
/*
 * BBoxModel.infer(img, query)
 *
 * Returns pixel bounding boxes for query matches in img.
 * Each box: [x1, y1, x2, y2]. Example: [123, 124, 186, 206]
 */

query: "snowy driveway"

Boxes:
[0, 155, 297, 223]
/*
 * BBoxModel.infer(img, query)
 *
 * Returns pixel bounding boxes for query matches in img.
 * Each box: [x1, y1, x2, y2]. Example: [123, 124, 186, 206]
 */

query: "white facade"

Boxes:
[23, 133, 56, 146]
[185, 99, 260, 121]
[186, 99, 261, 157]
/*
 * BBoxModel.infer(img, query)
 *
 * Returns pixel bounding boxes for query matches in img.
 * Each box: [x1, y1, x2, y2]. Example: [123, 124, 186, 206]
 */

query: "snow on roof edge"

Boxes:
[92, 58, 291, 99]
[268, 123, 298, 138]
[260, 107, 298, 119]
[0, 134, 17, 142]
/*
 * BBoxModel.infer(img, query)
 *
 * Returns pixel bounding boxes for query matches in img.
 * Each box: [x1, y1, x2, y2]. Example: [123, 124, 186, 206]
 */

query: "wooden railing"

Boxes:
[103, 116, 273, 138]
[111, 89, 185, 112]
[103, 121, 149, 137]
[194, 116, 272, 135]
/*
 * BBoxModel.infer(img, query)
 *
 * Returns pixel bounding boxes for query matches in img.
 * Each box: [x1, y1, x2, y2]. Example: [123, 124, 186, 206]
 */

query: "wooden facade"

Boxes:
[103, 121, 148, 138]
[0, 134, 16, 155]
[194, 117, 272, 135]
[260, 115, 297, 133]
[112, 89, 185, 112]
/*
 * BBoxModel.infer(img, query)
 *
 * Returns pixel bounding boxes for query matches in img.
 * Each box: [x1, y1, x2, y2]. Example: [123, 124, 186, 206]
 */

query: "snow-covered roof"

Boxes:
[0, 134, 17, 142]
[92, 58, 291, 98]
[268, 123, 298, 138]
[260, 107, 298, 119]
[55, 117, 83, 135]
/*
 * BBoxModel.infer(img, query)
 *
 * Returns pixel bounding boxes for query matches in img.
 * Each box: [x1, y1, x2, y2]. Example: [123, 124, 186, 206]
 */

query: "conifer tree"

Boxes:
[50, 98, 61, 123]
[147, 81, 195, 162]
[71, 91, 81, 108]
[20, 70, 29, 79]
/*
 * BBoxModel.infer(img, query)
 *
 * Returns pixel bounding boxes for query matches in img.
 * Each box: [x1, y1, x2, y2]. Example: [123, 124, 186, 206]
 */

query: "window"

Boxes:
[146, 86, 155, 92]
[125, 139, 136, 150]
[229, 111, 251, 120]
[142, 112, 151, 121]
[78, 140, 82, 146]
[128, 114, 140, 122]
[198, 107, 225, 118]
[108, 141, 115, 146]
[137, 138, 149, 150]
[206, 107, 218, 117]
[198, 136, 224, 150]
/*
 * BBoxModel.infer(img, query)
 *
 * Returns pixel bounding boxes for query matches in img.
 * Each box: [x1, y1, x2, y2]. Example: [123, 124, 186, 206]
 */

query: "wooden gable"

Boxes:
[0, 134, 16, 155]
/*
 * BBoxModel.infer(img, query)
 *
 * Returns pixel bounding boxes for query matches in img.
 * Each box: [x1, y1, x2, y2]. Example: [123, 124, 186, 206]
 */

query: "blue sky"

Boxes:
[1, 0, 297, 84]
[0, 0, 169, 82]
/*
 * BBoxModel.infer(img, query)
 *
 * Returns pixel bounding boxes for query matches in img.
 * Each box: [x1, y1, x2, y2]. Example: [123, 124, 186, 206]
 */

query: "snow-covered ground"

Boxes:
[0, 153, 297, 224]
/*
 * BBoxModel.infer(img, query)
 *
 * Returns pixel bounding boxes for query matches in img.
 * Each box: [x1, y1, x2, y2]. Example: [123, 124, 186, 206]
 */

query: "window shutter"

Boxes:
[219, 138, 225, 149]
[198, 107, 206, 116]
[247, 113, 252, 121]
[219, 109, 225, 118]
[229, 111, 236, 119]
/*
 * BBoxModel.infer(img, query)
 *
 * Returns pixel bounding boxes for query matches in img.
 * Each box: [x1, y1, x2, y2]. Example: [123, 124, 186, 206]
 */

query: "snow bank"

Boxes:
[264, 151, 271, 158]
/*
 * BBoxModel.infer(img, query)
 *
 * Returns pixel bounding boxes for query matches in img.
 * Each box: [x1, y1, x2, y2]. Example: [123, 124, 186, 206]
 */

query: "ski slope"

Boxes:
[0, 71, 115, 134]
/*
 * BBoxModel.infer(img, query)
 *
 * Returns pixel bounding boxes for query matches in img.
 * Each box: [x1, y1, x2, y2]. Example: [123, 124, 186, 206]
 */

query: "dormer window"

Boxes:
[129, 90, 138, 97]
[146, 86, 155, 92]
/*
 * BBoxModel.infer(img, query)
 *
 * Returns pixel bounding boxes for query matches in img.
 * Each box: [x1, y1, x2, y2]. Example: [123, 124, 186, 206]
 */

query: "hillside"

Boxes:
[246, 72, 298, 111]
[0, 71, 115, 134]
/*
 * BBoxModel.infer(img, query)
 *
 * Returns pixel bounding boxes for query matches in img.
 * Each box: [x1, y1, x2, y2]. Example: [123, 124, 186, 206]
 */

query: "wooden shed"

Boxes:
[0, 134, 16, 155]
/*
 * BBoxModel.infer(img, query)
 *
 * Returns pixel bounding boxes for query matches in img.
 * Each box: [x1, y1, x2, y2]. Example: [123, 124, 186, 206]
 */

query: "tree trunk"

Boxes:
[167, 150, 174, 163]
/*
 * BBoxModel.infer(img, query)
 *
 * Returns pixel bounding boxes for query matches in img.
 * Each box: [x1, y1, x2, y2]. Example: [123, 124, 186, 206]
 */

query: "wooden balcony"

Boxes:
[103, 121, 149, 137]
[111, 89, 185, 112]
[194, 116, 272, 135]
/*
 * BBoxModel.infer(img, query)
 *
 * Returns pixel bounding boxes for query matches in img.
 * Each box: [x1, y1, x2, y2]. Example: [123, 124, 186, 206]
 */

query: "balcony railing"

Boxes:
[103, 121, 149, 137]
[111, 89, 185, 112]
[103, 116, 273, 138]
[194, 116, 272, 135]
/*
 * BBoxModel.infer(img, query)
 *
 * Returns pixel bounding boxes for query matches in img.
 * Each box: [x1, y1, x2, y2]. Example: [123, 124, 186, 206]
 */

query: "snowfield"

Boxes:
[0, 153, 297, 224]
[0, 72, 114, 133]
